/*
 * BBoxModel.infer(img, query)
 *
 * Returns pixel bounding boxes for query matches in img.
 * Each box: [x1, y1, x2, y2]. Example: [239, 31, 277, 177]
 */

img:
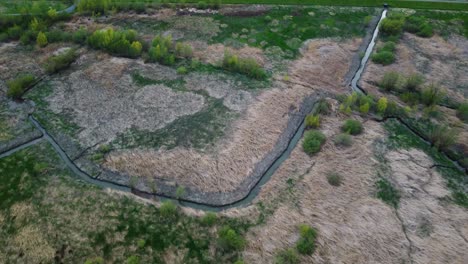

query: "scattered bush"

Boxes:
[420, 84, 445, 106]
[88, 28, 142, 58]
[201, 212, 217, 226]
[222, 51, 266, 79]
[302, 130, 326, 155]
[296, 224, 318, 255]
[160, 201, 177, 216]
[44, 48, 78, 74]
[327, 172, 343, 186]
[218, 226, 245, 251]
[457, 102, 468, 123]
[371, 50, 395, 65]
[275, 248, 299, 264]
[6, 74, 36, 99]
[380, 71, 399, 91]
[305, 114, 320, 128]
[36, 31, 48, 47]
[428, 124, 457, 150]
[341, 119, 363, 135]
[377, 97, 388, 114]
[376, 177, 400, 208]
[404, 73, 424, 92]
[334, 133, 352, 147]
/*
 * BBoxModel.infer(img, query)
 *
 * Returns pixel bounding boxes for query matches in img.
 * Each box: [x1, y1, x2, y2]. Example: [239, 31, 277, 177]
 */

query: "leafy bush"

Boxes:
[44, 48, 78, 74]
[327, 172, 343, 186]
[302, 130, 326, 155]
[201, 212, 217, 226]
[428, 124, 457, 150]
[6, 74, 36, 99]
[341, 119, 362, 135]
[160, 201, 177, 216]
[88, 28, 142, 58]
[36, 31, 48, 47]
[380, 17, 405, 36]
[296, 224, 318, 255]
[371, 50, 395, 65]
[305, 114, 320, 128]
[275, 248, 299, 264]
[376, 177, 400, 208]
[457, 102, 468, 123]
[334, 133, 352, 147]
[420, 84, 445, 106]
[379, 71, 400, 91]
[218, 226, 245, 251]
[222, 51, 266, 79]
[377, 97, 388, 114]
[404, 73, 424, 92]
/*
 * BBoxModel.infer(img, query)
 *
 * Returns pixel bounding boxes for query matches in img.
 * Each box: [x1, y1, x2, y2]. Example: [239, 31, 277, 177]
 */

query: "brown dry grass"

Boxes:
[192, 43, 266, 66]
[12, 225, 56, 263]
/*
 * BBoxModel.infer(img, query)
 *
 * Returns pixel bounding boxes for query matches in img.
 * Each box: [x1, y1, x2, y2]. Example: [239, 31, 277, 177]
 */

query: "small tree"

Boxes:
[36, 31, 48, 47]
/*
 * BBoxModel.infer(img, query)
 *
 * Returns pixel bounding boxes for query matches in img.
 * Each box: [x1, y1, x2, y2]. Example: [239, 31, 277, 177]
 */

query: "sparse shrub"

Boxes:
[296, 224, 318, 255]
[137, 239, 146, 248]
[6, 74, 36, 99]
[302, 130, 326, 155]
[72, 27, 89, 44]
[380, 72, 399, 91]
[405, 16, 434, 38]
[275, 248, 299, 264]
[7, 25, 22, 40]
[377, 97, 388, 114]
[129, 41, 143, 58]
[177, 66, 188, 75]
[316, 99, 331, 115]
[222, 51, 266, 79]
[371, 50, 395, 65]
[428, 124, 457, 150]
[377, 41, 396, 53]
[400, 91, 420, 106]
[190, 58, 201, 69]
[47, 8, 58, 20]
[341, 119, 362, 135]
[327, 172, 343, 186]
[423, 105, 442, 119]
[160, 201, 177, 216]
[201, 212, 217, 226]
[20, 30, 36, 45]
[457, 102, 468, 122]
[84, 257, 104, 264]
[30, 18, 44, 32]
[44, 48, 78, 74]
[45, 30, 71, 43]
[0, 33, 8, 42]
[36, 31, 47, 47]
[175, 186, 186, 199]
[404, 73, 424, 92]
[420, 84, 445, 106]
[234, 260, 245, 264]
[126, 255, 140, 264]
[149, 34, 177, 65]
[334, 133, 352, 147]
[78, 0, 111, 14]
[175, 42, 193, 58]
[417, 23, 433, 38]
[88, 28, 141, 58]
[197, 1, 208, 9]
[218, 226, 245, 251]
[305, 114, 320, 128]
[376, 177, 400, 208]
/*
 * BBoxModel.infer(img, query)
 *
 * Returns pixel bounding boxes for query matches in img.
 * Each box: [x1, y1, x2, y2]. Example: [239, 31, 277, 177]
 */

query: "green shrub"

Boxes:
[7, 25, 22, 40]
[160, 201, 177, 216]
[6, 74, 36, 99]
[400, 92, 420, 106]
[379, 72, 399, 91]
[377, 41, 396, 53]
[78, 0, 111, 14]
[84, 257, 104, 264]
[175, 42, 193, 58]
[197, 1, 208, 9]
[380, 17, 405, 36]
[420, 84, 445, 106]
[137, 239, 146, 248]
[20, 30, 36, 45]
[88, 28, 141, 58]
[177, 66, 188, 75]
[334, 133, 352, 147]
[428, 124, 457, 150]
[218, 226, 245, 251]
[275, 248, 299, 264]
[149, 34, 177, 65]
[327, 172, 343, 186]
[405, 16, 434, 38]
[45, 30, 72, 43]
[341, 119, 362, 135]
[201, 212, 217, 226]
[222, 51, 266, 79]
[305, 114, 320, 128]
[44, 48, 78, 74]
[72, 27, 89, 44]
[175, 186, 186, 199]
[371, 51, 395, 65]
[457, 102, 468, 123]
[404, 73, 424, 92]
[359, 102, 370, 114]
[302, 130, 326, 155]
[316, 99, 331, 115]
[296, 224, 318, 255]
[126, 255, 140, 264]
[376, 177, 400, 208]
[36, 31, 48, 47]
[129, 41, 143, 58]
[377, 97, 388, 114]
[0, 33, 8, 42]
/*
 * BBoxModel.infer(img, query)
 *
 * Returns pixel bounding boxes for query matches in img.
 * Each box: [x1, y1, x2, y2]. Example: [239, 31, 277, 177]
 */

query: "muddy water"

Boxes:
[351, 8, 387, 93]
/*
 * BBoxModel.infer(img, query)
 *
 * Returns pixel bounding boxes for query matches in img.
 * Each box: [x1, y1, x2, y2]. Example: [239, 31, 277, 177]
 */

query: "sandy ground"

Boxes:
[104, 38, 359, 193]
[232, 114, 468, 263]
